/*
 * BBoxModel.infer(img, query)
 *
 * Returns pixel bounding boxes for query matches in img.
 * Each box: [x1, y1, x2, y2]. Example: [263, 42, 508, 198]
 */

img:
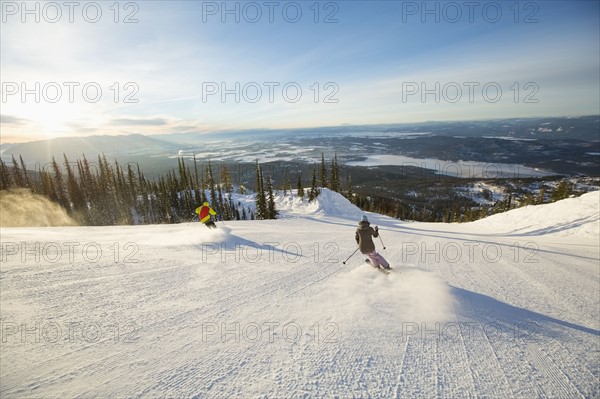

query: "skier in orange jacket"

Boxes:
[195, 202, 217, 229]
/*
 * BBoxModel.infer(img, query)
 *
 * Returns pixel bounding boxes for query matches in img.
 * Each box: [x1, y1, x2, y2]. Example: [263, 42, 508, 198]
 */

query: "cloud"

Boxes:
[1, 1, 598, 143]
[172, 125, 205, 132]
[65, 123, 99, 134]
[1, 114, 29, 125]
[109, 118, 168, 126]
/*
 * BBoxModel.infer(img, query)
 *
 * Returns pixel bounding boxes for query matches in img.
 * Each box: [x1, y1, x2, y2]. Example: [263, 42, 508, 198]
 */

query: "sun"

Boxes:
[34, 107, 73, 138]
[9, 101, 88, 140]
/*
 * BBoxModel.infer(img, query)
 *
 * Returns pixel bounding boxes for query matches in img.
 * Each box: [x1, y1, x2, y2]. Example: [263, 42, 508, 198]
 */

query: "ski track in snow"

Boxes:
[1, 190, 599, 398]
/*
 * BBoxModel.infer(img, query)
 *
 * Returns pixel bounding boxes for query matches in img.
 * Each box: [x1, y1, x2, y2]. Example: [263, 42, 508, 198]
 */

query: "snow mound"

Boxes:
[276, 188, 364, 220]
[471, 191, 600, 238]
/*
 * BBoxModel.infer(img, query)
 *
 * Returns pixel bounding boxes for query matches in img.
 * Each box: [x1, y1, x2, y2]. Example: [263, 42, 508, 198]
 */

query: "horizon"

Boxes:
[2, 113, 598, 146]
[1, 1, 599, 144]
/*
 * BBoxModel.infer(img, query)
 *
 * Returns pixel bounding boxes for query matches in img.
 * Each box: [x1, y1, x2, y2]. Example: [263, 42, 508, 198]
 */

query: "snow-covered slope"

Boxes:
[274, 188, 365, 220]
[1, 191, 598, 398]
[470, 190, 600, 238]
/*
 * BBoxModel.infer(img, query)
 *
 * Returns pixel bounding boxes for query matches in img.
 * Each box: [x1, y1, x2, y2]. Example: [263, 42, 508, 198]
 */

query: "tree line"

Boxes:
[0, 152, 346, 226]
[0, 152, 584, 226]
[0, 154, 273, 225]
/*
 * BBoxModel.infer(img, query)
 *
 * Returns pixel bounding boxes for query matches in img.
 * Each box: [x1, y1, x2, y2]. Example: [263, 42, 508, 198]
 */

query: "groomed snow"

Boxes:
[1, 190, 598, 398]
[469, 191, 600, 238]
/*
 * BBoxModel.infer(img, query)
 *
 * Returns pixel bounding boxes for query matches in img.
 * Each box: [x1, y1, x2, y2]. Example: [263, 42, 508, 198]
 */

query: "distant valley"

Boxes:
[2, 116, 598, 218]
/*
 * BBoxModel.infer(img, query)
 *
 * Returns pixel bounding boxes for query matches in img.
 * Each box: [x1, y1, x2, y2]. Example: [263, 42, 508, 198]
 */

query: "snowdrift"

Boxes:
[276, 188, 364, 220]
[471, 191, 600, 238]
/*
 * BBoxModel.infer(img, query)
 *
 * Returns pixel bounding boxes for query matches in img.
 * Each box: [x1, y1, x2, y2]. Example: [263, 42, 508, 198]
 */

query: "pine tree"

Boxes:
[64, 154, 85, 216]
[199, 167, 207, 204]
[521, 192, 534, 207]
[254, 161, 268, 219]
[308, 167, 319, 202]
[51, 157, 70, 211]
[552, 180, 572, 202]
[230, 197, 238, 220]
[297, 174, 304, 199]
[19, 156, 32, 189]
[536, 187, 546, 205]
[330, 154, 340, 192]
[177, 157, 188, 191]
[319, 153, 327, 188]
[206, 161, 218, 214]
[0, 159, 14, 190]
[97, 154, 119, 225]
[267, 174, 278, 219]
[11, 156, 24, 187]
[464, 207, 474, 222]
[220, 163, 233, 193]
[217, 184, 227, 220]
[113, 160, 132, 224]
[80, 155, 100, 224]
[41, 170, 57, 203]
[127, 163, 137, 204]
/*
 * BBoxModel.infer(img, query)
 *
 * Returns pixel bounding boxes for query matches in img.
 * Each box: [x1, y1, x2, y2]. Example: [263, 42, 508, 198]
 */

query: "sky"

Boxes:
[1, 0, 599, 143]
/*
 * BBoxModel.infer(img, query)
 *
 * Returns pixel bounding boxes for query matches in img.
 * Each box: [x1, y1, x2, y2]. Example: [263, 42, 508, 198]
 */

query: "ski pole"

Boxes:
[378, 231, 386, 249]
[342, 247, 359, 264]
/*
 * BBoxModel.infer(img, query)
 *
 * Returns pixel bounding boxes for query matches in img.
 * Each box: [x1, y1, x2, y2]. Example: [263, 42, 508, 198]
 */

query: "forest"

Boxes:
[0, 153, 586, 226]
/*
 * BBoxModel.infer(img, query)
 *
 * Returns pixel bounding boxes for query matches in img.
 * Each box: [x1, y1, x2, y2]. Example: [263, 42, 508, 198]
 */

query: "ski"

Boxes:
[365, 259, 391, 275]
